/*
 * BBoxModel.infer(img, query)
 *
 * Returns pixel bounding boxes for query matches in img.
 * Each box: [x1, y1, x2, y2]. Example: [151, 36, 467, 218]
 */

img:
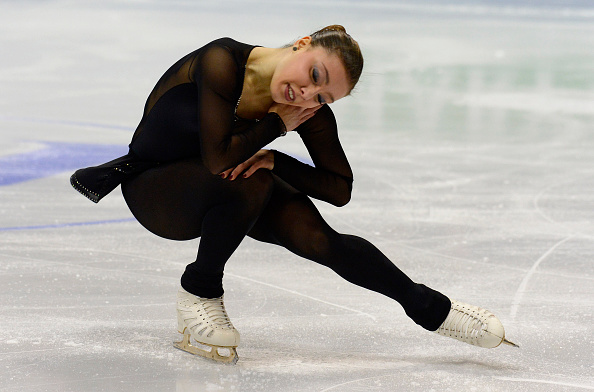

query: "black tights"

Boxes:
[122, 158, 450, 331]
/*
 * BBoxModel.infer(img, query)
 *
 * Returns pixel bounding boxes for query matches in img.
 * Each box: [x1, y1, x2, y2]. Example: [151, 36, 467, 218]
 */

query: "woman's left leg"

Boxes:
[248, 177, 451, 331]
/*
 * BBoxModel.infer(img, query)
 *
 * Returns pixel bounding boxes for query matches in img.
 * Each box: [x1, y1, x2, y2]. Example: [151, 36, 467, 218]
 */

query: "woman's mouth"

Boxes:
[286, 85, 295, 102]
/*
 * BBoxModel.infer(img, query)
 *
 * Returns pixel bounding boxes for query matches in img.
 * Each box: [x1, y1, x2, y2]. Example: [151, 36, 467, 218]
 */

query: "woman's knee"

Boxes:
[282, 198, 339, 259]
[247, 169, 274, 196]
[229, 169, 274, 213]
[305, 227, 336, 259]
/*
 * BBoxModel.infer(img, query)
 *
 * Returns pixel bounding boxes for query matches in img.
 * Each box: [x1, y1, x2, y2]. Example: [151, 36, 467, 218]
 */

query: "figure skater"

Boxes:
[71, 25, 516, 364]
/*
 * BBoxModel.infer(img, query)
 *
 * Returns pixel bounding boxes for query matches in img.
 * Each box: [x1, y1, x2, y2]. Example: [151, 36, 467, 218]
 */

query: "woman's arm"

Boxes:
[191, 43, 285, 175]
[272, 104, 353, 206]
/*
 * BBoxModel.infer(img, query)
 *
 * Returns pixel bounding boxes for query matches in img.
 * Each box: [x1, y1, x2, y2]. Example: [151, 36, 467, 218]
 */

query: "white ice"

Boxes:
[1, 1, 593, 391]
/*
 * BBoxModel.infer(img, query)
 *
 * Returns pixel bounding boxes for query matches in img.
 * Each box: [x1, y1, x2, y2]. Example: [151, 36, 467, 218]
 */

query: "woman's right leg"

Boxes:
[248, 178, 514, 348]
[248, 177, 451, 331]
[121, 158, 274, 298]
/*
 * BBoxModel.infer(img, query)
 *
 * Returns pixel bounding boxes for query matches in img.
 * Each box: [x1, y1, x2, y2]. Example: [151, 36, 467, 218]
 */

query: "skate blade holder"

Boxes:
[174, 333, 239, 365]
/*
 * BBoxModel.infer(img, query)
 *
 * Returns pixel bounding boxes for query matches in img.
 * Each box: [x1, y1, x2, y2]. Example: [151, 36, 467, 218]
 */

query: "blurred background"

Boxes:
[1, 1, 593, 391]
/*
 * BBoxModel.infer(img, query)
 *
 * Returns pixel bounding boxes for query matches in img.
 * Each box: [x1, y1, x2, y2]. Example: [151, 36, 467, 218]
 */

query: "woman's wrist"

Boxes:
[268, 112, 287, 136]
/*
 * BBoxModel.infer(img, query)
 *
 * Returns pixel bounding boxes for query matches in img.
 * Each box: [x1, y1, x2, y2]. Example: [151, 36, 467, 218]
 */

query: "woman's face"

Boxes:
[271, 39, 350, 108]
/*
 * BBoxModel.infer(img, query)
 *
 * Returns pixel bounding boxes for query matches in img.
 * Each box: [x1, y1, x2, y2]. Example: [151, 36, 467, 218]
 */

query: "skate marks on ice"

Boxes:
[493, 376, 594, 391]
[312, 355, 523, 392]
[311, 348, 594, 392]
[320, 375, 594, 392]
[510, 171, 594, 318]
[509, 236, 574, 320]
[226, 272, 377, 322]
[533, 174, 594, 241]
[2, 1, 594, 391]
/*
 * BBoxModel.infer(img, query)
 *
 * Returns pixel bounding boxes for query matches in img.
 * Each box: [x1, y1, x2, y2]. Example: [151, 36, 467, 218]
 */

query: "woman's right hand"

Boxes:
[269, 103, 322, 132]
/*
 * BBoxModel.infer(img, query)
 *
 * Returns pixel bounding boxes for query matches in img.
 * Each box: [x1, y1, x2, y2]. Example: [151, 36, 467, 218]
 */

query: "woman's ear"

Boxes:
[293, 36, 312, 50]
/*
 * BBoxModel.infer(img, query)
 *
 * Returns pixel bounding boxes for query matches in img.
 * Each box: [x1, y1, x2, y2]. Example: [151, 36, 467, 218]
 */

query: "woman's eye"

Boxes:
[312, 67, 319, 83]
[318, 94, 326, 104]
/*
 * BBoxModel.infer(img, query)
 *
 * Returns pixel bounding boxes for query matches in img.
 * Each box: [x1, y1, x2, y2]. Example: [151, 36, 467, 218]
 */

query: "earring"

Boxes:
[293, 47, 298, 51]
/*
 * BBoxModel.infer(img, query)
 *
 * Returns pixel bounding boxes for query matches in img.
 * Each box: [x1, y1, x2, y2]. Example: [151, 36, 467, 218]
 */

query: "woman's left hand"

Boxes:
[220, 149, 274, 181]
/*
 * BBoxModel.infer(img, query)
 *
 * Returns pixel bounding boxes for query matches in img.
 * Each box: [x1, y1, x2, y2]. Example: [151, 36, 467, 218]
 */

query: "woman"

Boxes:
[71, 25, 516, 364]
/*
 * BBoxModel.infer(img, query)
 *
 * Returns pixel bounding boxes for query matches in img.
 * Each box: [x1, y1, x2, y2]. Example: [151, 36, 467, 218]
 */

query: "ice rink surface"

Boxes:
[1, 1, 593, 391]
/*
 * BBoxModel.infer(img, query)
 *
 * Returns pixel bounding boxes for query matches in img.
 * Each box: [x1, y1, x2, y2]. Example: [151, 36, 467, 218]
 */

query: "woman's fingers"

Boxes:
[241, 163, 259, 179]
[219, 150, 274, 181]
[239, 150, 274, 179]
[269, 103, 323, 132]
[219, 167, 234, 179]
[228, 161, 249, 180]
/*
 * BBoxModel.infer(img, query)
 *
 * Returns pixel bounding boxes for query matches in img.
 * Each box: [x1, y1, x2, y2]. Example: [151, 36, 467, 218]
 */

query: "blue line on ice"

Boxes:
[0, 139, 312, 187]
[0, 141, 127, 186]
[0, 218, 135, 232]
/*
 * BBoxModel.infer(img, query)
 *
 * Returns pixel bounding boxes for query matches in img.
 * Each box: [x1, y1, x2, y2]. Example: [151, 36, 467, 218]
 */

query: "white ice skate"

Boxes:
[435, 299, 518, 348]
[174, 287, 240, 364]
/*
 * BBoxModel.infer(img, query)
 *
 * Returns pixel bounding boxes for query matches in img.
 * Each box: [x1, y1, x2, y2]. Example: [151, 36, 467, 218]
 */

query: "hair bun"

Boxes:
[316, 24, 347, 35]
[322, 25, 346, 33]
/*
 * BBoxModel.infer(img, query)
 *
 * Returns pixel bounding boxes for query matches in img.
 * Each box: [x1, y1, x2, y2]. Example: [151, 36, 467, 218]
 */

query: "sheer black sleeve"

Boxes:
[190, 43, 284, 174]
[271, 105, 353, 206]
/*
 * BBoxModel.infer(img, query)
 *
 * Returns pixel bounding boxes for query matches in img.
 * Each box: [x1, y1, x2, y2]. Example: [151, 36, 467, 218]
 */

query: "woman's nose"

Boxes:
[300, 85, 320, 101]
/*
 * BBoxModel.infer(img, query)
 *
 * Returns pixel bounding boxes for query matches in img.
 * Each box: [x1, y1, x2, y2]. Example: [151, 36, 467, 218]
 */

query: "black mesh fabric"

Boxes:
[71, 38, 450, 331]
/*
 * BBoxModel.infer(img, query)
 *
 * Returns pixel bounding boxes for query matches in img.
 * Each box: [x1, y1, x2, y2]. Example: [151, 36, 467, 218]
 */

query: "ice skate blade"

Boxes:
[502, 338, 519, 348]
[174, 333, 238, 365]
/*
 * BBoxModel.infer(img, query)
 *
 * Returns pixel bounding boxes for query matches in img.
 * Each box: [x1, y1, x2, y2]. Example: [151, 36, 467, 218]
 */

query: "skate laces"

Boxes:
[197, 297, 233, 328]
[180, 295, 234, 329]
[439, 304, 486, 343]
